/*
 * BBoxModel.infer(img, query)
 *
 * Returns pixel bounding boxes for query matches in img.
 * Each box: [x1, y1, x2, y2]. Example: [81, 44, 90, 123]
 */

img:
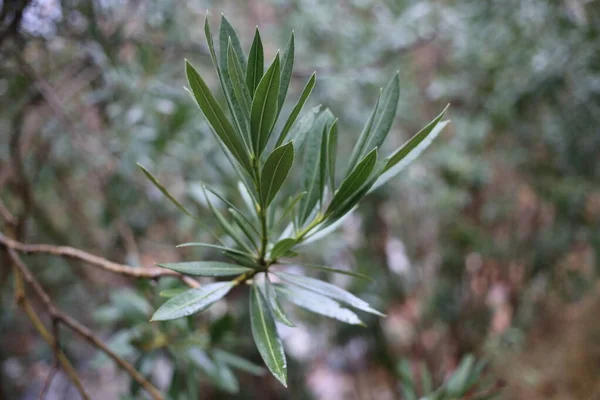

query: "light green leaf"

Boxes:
[270, 238, 297, 260]
[326, 148, 378, 217]
[280, 262, 374, 283]
[159, 287, 188, 298]
[275, 271, 384, 317]
[274, 192, 306, 231]
[250, 53, 281, 155]
[362, 73, 400, 153]
[346, 91, 381, 174]
[446, 354, 475, 396]
[185, 61, 251, 172]
[275, 72, 316, 148]
[421, 362, 433, 394]
[264, 274, 295, 326]
[260, 142, 295, 207]
[156, 261, 252, 276]
[275, 283, 363, 325]
[327, 119, 338, 190]
[289, 104, 321, 150]
[246, 28, 264, 97]
[176, 242, 254, 258]
[151, 282, 234, 321]
[137, 163, 195, 219]
[250, 282, 287, 386]
[278, 33, 295, 112]
[213, 349, 266, 376]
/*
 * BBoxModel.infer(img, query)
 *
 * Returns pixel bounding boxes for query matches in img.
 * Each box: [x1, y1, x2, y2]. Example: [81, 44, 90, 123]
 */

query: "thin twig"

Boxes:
[0, 233, 199, 288]
[8, 249, 164, 400]
[0, 199, 17, 227]
[39, 359, 59, 400]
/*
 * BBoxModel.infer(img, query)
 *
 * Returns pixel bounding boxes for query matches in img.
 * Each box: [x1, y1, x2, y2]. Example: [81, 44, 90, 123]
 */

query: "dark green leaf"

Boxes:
[229, 208, 259, 250]
[326, 148, 378, 217]
[137, 163, 195, 219]
[275, 283, 364, 325]
[151, 282, 234, 321]
[275, 73, 316, 148]
[250, 54, 281, 155]
[260, 142, 295, 207]
[246, 28, 264, 97]
[346, 91, 380, 174]
[289, 104, 321, 150]
[274, 192, 306, 231]
[270, 238, 297, 260]
[219, 16, 246, 71]
[275, 271, 384, 316]
[176, 242, 254, 258]
[250, 283, 287, 386]
[185, 61, 251, 172]
[227, 41, 251, 120]
[202, 184, 258, 236]
[157, 261, 252, 276]
[264, 274, 295, 326]
[278, 33, 295, 112]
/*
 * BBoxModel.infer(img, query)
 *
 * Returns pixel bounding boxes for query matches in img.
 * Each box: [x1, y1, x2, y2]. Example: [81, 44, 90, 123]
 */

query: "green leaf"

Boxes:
[227, 41, 252, 120]
[421, 362, 433, 394]
[264, 274, 295, 326]
[202, 184, 259, 236]
[372, 106, 450, 191]
[137, 163, 195, 219]
[185, 61, 251, 172]
[270, 238, 297, 260]
[213, 349, 266, 376]
[250, 282, 287, 386]
[260, 142, 295, 207]
[229, 208, 259, 250]
[246, 28, 264, 97]
[202, 186, 254, 254]
[275, 271, 384, 316]
[278, 33, 295, 112]
[289, 104, 321, 150]
[327, 119, 338, 190]
[446, 354, 475, 396]
[275, 283, 363, 325]
[223, 251, 261, 269]
[326, 148, 378, 217]
[176, 242, 254, 258]
[274, 192, 306, 231]
[219, 16, 246, 72]
[275, 72, 316, 148]
[318, 123, 328, 206]
[298, 109, 335, 224]
[157, 261, 253, 276]
[362, 73, 400, 152]
[151, 282, 234, 321]
[250, 53, 281, 155]
[346, 91, 380, 174]
[281, 262, 374, 283]
[398, 359, 417, 400]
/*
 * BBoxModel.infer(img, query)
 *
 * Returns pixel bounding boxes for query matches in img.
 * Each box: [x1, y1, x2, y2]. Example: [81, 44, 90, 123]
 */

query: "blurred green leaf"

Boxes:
[137, 163, 195, 219]
[157, 261, 253, 276]
[151, 282, 234, 321]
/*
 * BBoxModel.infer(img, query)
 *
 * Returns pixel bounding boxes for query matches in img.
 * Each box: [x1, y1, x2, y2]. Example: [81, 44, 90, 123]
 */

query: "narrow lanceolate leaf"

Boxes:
[346, 91, 381, 174]
[219, 16, 246, 72]
[250, 54, 281, 155]
[185, 61, 251, 172]
[371, 106, 450, 191]
[298, 109, 335, 224]
[227, 42, 252, 119]
[275, 283, 364, 325]
[327, 120, 338, 190]
[246, 28, 264, 97]
[137, 163, 195, 219]
[202, 186, 253, 254]
[278, 33, 295, 112]
[264, 274, 295, 326]
[270, 238, 297, 260]
[318, 124, 328, 206]
[362, 73, 400, 152]
[156, 261, 252, 277]
[151, 282, 234, 321]
[275, 271, 385, 316]
[326, 148, 378, 217]
[275, 192, 306, 230]
[250, 283, 287, 386]
[213, 349, 266, 376]
[260, 142, 294, 207]
[275, 72, 316, 148]
[203, 184, 258, 235]
[159, 287, 188, 298]
[229, 208, 259, 250]
[176, 242, 254, 258]
[289, 104, 321, 150]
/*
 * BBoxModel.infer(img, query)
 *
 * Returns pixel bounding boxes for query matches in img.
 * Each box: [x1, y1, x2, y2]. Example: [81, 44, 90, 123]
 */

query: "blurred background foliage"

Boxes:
[1, 0, 599, 399]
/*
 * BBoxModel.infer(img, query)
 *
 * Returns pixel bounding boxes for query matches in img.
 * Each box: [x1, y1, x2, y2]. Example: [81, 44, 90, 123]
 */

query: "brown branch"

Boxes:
[0, 198, 17, 227]
[8, 248, 164, 400]
[0, 233, 200, 288]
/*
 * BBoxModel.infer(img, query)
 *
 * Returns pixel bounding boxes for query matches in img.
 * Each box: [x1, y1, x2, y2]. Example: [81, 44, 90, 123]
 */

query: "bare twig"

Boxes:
[0, 198, 17, 227]
[39, 359, 59, 400]
[0, 233, 200, 288]
[8, 249, 164, 400]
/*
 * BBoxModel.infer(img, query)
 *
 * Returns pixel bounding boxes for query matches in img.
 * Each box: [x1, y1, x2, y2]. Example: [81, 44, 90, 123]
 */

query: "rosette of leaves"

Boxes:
[138, 15, 450, 387]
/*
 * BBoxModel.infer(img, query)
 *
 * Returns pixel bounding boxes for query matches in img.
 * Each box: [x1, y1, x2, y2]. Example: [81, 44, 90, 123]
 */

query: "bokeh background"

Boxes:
[1, 0, 600, 399]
